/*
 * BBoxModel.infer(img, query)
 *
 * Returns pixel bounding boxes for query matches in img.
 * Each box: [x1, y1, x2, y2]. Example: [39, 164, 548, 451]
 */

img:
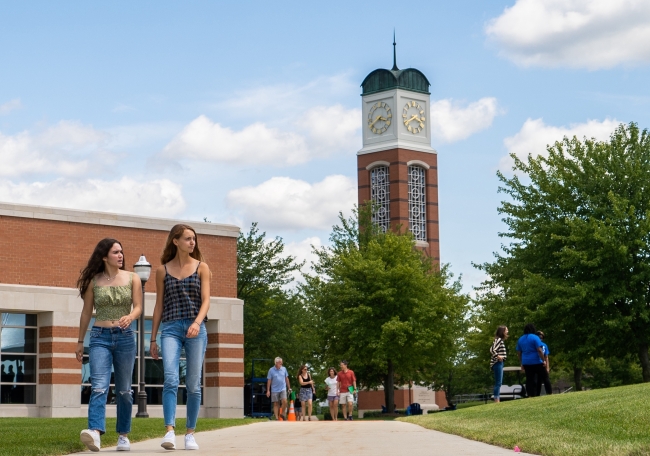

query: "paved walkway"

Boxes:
[94, 420, 534, 455]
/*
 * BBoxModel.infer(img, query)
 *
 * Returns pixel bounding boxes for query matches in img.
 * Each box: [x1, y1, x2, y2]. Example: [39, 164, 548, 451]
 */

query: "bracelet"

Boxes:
[192, 321, 201, 327]
[150, 340, 157, 344]
[77, 340, 84, 343]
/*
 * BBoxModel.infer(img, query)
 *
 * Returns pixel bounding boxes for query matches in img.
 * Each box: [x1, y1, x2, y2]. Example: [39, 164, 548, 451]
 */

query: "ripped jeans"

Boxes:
[88, 326, 136, 435]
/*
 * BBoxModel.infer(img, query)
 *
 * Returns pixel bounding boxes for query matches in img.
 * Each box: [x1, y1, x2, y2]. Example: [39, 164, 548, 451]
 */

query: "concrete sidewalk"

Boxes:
[92, 420, 534, 455]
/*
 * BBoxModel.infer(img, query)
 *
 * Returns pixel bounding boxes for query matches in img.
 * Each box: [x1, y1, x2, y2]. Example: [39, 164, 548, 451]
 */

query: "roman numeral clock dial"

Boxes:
[368, 101, 392, 134]
[403, 100, 425, 134]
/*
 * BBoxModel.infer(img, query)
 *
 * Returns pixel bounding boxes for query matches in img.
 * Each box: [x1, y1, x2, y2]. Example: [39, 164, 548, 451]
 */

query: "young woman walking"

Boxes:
[324, 367, 339, 421]
[76, 239, 143, 452]
[489, 326, 508, 403]
[297, 365, 316, 421]
[150, 224, 210, 451]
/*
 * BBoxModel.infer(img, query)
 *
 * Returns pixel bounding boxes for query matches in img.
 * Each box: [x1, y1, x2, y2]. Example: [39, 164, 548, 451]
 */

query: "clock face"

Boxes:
[402, 100, 426, 134]
[367, 101, 392, 135]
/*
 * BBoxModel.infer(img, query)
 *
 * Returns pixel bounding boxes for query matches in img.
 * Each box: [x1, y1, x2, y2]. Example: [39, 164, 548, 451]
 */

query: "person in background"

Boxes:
[536, 331, 552, 396]
[516, 323, 546, 398]
[337, 360, 357, 421]
[324, 367, 339, 421]
[490, 326, 508, 403]
[265, 357, 291, 421]
[294, 396, 302, 421]
[297, 365, 316, 421]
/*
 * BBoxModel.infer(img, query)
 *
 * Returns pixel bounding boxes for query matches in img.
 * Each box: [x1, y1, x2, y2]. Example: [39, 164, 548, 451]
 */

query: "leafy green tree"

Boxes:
[303, 207, 468, 412]
[238, 223, 317, 378]
[477, 123, 650, 384]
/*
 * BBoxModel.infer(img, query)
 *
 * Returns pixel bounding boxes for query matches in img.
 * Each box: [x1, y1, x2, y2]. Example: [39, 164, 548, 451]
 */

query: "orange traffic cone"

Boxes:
[287, 400, 296, 421]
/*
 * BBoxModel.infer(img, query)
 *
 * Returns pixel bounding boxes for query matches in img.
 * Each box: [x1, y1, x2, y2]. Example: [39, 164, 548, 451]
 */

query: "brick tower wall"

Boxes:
[357, 148, 440, 262]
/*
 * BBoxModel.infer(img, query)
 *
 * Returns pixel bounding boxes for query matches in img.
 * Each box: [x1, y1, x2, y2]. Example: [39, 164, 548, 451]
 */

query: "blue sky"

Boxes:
[2, 0, 650, 290]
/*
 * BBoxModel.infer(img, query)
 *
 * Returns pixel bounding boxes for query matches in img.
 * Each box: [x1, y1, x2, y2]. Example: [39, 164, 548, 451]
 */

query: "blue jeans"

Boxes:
[161, 319, 207, 430]
[88, 326, 136, 434]
[492, 361, 504, 400]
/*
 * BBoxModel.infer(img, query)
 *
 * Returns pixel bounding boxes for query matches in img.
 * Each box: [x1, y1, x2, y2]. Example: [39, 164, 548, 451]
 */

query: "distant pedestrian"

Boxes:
[536, 331, 552, 396]
[324, 367, 339, 421]
[266, 357, 291, 421]
[76, 238, 143, 452]
[297, 365, 316, 421]
[294, 396, 302, 421]
[516, 323, 546, 398]
[337, 361, 356, 421]
[490, 326, 508, 403]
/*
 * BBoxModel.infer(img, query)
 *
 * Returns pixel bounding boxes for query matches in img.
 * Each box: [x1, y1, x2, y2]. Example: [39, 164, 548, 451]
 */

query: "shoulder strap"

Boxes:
[164, 264, 168, 273]
[195, 261, 201, 273]
[129, 272, 133, 285]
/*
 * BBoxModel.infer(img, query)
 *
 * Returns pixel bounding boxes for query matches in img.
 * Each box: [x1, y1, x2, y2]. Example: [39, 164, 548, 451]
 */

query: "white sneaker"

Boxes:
[117, 435, 130, 451]
[80, 429, 101, 452]
[161, 431, 176, 450]
[184, 434, 199, 450]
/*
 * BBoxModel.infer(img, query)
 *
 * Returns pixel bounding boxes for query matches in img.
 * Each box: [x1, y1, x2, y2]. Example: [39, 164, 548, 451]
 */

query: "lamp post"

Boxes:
[134, 254, 151, 418]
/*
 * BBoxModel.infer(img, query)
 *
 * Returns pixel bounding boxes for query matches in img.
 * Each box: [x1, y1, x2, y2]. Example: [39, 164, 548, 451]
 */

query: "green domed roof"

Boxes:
[361, 68, 430, 96]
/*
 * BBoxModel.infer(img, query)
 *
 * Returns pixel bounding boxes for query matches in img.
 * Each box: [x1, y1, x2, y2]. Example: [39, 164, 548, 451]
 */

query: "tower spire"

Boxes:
[392, 30, 398, 71]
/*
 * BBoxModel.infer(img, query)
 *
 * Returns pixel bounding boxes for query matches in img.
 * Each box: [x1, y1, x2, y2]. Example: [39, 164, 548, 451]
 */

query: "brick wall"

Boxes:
[357, 148, 440, 261]
[0, 216, 237, 298]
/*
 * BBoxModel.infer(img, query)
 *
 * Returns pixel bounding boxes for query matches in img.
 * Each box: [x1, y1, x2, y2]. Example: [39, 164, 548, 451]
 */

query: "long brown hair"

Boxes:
[160, 224, 204, 264]
[297, 365, 309, 378]
[495, 325, 508, 340]
[77, 238, 125, 297]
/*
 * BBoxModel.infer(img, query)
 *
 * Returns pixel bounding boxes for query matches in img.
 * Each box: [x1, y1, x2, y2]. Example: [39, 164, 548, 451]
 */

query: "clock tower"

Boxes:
[357, 39, 439, 262]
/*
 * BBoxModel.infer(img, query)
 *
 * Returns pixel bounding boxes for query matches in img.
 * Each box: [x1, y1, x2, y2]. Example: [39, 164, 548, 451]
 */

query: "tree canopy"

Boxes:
[476, 123, 650, 386]
[303, 207, 468, 411]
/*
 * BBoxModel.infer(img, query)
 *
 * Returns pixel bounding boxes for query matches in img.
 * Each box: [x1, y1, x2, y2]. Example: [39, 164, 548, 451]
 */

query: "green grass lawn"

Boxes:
[401, 383, 650, 456]
[0, 417, 251, 456]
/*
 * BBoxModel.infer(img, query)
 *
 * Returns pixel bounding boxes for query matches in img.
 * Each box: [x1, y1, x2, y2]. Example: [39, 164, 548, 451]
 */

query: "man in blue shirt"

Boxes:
[266, 357, 291, 420]
[536, 331, 552, 396]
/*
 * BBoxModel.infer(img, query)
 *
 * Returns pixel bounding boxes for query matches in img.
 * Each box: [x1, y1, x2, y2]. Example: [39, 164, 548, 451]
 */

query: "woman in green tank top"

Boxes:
[75, 238, 143, 452]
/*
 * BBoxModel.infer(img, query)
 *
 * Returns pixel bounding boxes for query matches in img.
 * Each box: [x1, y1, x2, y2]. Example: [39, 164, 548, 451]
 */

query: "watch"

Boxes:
[402, 100, 425, 134]
[367, 101, 392, 135]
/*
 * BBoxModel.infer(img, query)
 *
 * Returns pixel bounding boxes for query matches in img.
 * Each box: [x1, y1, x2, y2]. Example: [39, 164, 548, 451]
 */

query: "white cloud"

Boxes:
[499, 117, 621, 171]
[226, 175, 356, 231]
[0, 99, 22, 115]
[161, 105, 361, 167]
[430, 98, 500, 143]
[162, 115, 309, 166]
[283, 236, 323, 282]
[0, 121, 112, 177]
[486, 0, 650, 69]
[0, 177, 185, 217]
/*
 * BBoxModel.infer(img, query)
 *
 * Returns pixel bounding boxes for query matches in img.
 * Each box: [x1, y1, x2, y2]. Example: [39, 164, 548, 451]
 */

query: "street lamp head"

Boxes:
[133, 254, 152, 283]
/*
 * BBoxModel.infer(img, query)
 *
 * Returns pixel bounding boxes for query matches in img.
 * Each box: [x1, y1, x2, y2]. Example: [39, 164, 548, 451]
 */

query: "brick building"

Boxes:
[0, 202, 244, 418]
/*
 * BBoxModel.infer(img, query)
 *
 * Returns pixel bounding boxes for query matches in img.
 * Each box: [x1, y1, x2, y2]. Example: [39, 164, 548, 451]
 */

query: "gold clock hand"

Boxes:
[369, 115, 382, 128]
[404, 115, 418, 125]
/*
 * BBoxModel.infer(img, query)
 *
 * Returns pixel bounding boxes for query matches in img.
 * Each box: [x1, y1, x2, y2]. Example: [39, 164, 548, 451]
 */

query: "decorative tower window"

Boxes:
[370, 166, 390, 233]
[408, 165, 427, 241]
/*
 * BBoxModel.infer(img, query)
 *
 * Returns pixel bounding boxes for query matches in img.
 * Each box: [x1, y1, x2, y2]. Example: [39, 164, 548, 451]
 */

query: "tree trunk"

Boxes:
[638, 343, 650, 382]
[445, 370, 454, 407]
[386, 359, 395, 413]
[573, 366, 583, 391]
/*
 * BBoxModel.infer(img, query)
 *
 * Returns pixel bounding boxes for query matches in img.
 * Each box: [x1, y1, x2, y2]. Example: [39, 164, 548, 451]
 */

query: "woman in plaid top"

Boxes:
[151, 224, 211, 451]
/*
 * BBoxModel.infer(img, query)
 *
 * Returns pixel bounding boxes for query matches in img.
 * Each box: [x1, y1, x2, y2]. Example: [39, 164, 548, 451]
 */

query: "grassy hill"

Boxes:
[401, 383, 650, 456]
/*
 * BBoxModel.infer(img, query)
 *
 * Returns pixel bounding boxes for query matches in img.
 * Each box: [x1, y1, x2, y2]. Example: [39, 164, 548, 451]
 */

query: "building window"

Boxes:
[81, 318, 203, 405]
[370, 165, 390, 232]
[1, 313, 37, 404]
[408, 165, 427, 241]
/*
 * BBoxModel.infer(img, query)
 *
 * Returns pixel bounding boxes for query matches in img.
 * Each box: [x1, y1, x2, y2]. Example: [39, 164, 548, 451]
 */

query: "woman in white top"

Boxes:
[324, 367, 339, 421]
